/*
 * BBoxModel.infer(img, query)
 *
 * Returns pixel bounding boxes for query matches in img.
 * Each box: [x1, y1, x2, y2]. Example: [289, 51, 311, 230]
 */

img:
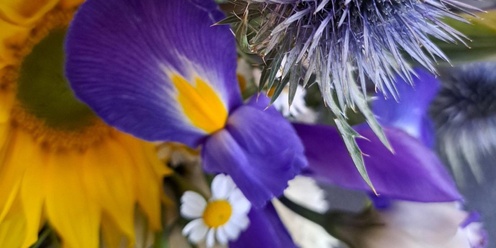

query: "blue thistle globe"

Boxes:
[430, 62, 496, 183]
[233, 0, 476, 114]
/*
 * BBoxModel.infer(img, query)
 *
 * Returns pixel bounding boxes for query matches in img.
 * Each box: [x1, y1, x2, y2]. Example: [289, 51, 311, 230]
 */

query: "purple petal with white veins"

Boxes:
[66, 0, 241, 146]
[373, 68, 440, 147]
[202, 96, 307, 208]
[294, 123, 462, 202]
[229, 203, 297, 248]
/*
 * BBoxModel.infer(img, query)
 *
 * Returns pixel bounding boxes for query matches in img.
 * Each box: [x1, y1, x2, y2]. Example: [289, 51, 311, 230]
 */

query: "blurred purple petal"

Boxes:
[203, 96, 307, 208]
[373, 68, 440, 147]
[461, 212, 488, 248]
[294, 123, 462, 202]
[229, 203, 297, 248]
[66, 0, 241, 146]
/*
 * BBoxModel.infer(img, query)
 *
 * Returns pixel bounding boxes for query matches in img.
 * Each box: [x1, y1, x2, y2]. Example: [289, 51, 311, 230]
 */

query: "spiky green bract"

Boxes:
[229, 0, 475, 106]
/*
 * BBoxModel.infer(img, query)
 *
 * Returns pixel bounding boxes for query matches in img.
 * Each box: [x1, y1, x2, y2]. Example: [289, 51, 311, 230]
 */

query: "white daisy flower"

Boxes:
[180, 174, 251, 247]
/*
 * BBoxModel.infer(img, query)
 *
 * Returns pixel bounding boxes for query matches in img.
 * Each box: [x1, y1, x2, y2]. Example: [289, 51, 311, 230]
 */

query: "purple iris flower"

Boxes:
[293, 69, 486, 247]
[65, 0, 304, 246]
[65, 0, 306, 209]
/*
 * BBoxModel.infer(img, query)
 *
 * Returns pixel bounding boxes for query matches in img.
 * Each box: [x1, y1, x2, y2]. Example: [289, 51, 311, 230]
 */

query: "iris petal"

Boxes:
[294, 123, 462, 202]
[65, 0, 241, 146]
[373, 68, 440, 147]
[202, 96, 307, 208]
[229, 203, 297, 248]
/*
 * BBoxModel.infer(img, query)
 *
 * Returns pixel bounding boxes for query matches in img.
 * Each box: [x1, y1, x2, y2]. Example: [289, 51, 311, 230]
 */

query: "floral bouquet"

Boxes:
[0, 0, 494, 247]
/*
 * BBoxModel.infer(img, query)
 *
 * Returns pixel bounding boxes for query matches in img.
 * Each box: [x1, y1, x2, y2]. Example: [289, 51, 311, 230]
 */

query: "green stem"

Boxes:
[278, 196, 328, 227]
[30, 227, 52, 248]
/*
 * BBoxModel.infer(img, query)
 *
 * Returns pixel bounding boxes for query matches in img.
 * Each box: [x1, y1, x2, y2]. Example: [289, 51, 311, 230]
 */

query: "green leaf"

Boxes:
[437, 11, 496, 64]
[325, 92, 378, 195]
[334, 118, 377, 195]
[153, 231, 169, 248]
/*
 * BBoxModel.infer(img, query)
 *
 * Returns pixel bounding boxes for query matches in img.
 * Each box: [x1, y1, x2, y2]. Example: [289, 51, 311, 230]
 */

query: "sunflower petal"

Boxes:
[294, 123, 462, 202]
[65, 0, 241, 146]
[0, 197, 26, 248]
[45, 152, 100, 248]
[0, 130, 34, 223]
[116, 134, 165, 231]
[18, 143, 46, 248]
[81, 139, 135, 244]
[202, 96, 307, 208]
[101, 215, 126, 248]
[0, 0, 58, 24]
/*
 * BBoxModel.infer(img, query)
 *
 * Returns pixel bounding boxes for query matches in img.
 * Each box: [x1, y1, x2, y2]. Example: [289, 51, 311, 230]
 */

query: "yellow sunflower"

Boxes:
[0, 1, 171, 247]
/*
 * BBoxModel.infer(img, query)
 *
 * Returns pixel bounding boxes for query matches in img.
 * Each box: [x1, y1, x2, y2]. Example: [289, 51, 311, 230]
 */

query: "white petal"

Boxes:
[382, 201, 467, 242]
[211, 174, 235, 200]
[182, 219, 203, 236]
[229, 189, 251, 215]
[223, 220, 242, 240]
[230, 215, 250, 230]
[189, 222, 209, 243]
[206, 228, 216, 248]
[181, 201, 206, 219]
[284, 176, 328, 213]
[181, 191, 207, 219]
[216, 226, 229, 245]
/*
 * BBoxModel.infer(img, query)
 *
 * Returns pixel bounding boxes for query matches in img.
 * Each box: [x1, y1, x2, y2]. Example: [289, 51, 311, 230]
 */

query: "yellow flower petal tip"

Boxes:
[171, 74, 228, 134]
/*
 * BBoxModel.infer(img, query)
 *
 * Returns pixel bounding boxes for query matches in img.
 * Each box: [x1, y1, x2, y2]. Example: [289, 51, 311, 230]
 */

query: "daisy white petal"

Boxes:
[216, 226, 229, 245]
[206, 228, 216, 248]
[229, 189, 251, 215]
[223, 220, 243, 240]
[182, 218, 204, 236]
[188, 222, 208, 243]
[181, 191, 207, 208]
[180, 192, 207, 219]
[180, 174, 252, 247]
[230, 215, 250, 230]
[211, 174, 236, 200]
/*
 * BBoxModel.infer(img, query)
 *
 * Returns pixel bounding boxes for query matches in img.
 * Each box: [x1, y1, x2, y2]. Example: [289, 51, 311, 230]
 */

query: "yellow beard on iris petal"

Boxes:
[0, 4, 171, 248]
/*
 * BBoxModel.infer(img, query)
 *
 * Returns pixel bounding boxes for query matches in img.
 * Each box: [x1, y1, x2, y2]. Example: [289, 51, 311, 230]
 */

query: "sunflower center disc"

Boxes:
[8, 10, 112, 151]
[17, 27, 97, 130]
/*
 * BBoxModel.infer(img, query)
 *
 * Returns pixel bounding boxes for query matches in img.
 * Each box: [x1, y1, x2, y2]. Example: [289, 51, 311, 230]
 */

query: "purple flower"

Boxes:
[373, 68, 440, 148]
[65, 0, 306, 209]
[294, 123, 462, 203]
[293, 68, 487, 247]
[230, 0, 476, 116]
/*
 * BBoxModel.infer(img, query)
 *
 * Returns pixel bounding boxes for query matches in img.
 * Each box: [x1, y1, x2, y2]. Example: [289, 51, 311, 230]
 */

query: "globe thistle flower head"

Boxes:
[429, 62, 496, 183]
[232, 0, 475, 115]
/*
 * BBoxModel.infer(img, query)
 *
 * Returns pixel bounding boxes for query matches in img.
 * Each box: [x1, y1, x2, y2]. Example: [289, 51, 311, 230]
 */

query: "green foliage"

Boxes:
[437, 11, 496, 64]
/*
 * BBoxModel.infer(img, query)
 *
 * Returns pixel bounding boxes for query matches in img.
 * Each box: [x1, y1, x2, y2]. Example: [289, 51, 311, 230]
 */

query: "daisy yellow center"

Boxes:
[202, 200, 232, 228]
[5, 9, 112, 151]
[171, 74, 228, 134]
